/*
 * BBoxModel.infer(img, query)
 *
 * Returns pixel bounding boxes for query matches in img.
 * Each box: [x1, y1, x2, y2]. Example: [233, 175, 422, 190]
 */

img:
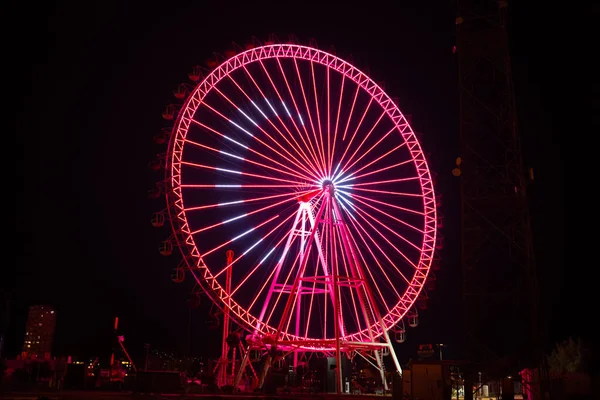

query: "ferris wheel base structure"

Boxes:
[232, 185, 401, 392]
[150, 42, 440, 395]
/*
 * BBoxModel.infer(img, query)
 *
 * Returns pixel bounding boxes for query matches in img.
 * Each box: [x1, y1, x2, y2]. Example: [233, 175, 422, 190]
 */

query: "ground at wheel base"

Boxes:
[0, 391, 399, 400]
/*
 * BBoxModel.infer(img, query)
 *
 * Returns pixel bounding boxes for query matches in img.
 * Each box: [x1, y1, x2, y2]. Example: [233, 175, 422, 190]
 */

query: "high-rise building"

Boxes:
[22, 305, 56, 358]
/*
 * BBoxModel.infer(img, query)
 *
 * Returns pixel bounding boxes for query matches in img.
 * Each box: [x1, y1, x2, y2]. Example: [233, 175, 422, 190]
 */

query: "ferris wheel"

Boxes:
[150, 40, 439, 392]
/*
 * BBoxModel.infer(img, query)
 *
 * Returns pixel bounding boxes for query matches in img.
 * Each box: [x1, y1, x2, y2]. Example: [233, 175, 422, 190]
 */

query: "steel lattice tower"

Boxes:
[455, 0, 542, 376]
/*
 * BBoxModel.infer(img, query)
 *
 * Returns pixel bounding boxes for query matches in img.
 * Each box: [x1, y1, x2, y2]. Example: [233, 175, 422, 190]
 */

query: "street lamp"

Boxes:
[436, 343, 445, 360]
[144, 343, 150, 371]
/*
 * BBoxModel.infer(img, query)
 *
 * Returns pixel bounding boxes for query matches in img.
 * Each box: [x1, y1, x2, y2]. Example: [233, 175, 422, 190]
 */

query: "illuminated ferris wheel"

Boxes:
[150, 40, 440, 392]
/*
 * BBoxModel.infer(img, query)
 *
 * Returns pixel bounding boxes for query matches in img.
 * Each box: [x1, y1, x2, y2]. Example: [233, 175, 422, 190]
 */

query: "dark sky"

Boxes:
[6, 1, 573, 365]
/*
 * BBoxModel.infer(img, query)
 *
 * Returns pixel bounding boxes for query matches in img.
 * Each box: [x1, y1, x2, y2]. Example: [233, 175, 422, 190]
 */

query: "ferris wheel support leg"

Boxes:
[359, 275, 403, 379]
[374, 349, 388, 391]
[386, 334, 402, 376]
[327, 192, 344, 394]
[360, 276, 403, 380]
[233, 345, 250, 389]
[257, 353, 273, 390]
[214, 358, 226, 388]
[360, 276, 403, 381]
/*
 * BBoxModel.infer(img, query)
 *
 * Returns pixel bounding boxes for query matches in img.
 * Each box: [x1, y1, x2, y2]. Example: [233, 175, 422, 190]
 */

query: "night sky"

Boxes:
[7, 1, 573, 365]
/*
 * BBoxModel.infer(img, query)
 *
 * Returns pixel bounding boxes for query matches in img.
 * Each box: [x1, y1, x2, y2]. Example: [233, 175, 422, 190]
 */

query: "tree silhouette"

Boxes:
[547, 337, 590, 373]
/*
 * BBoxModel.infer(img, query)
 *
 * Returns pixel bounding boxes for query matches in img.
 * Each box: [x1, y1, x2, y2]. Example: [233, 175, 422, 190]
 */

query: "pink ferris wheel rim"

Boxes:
[165, 44, 437, 349]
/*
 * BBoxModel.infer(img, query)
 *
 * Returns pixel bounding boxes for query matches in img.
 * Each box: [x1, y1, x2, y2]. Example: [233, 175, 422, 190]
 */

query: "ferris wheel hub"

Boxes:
[321, 179, 335, 191]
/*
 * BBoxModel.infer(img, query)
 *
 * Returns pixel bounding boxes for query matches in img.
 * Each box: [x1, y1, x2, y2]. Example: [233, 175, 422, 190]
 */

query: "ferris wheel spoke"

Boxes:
[214, 211, 297, 282]
[264, 250, 302, 327]
[345, 186, 424, 198]
[336, 95, 374, 170]
[190, 196, 293, 235]
[331, 74, 346, 174]
[334, 212, 381, 338]
[350, 201, 423, 255]
[341, 141, 407, 183]
[260, 60, 323, 177]
[340, 125, 399, 176]
[339, 159, 414, 186]
[342, 83, 361, 142]
[247, 259, 278, 315]
[184, 138, 311, 183]
[309, 60, 327, 176]
[344, 228, 393, 315]
[185, 190, 311, 212]
[345, 217, 405, 302]
[256, 61, 325, 178]
[274, 58, 326, 175]
[227, 72, 322, 176]
[181, 161, 308, 186]
[292, 58, 327, 173]
[283, 273, 302, 335]
[347, 196, 422, 252]
[335, 229, 364, 332]
[190, 118, 316, 182]
[345, 212, 412, 287]
[338, 111, 388, 174]
[209, 87, 319, 180]
[339, 176, 420, 188]
[346, 203, 418, 269]
[182, 184, 312, 189]
[200, 214, 280, 258]
[199, 102, 318, 182]
[340, 190, 424, 220]
[230, 213, 296, 296]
